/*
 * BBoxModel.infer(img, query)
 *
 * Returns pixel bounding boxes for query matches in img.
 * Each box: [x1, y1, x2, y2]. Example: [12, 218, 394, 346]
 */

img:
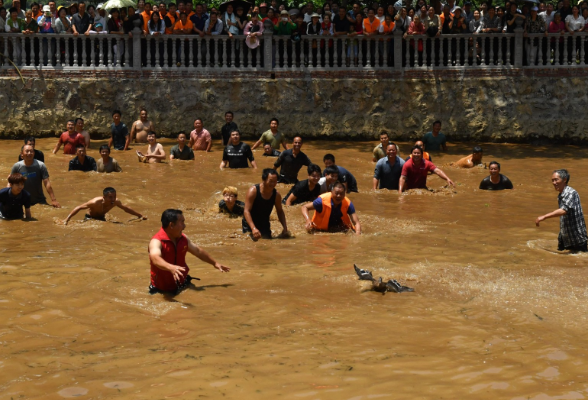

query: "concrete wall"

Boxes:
[1, 70, 586, 143]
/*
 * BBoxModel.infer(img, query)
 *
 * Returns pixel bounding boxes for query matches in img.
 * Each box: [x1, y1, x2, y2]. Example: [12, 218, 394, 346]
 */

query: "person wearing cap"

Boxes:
[463, 2, 474, 27]
[38, 4, 56, 64]
[259, 2, 268, 19]
[307, 12, 322, 34]
[525, 6, 545, 65]
[275, 9, 296, 34]
[54, 6, 73, 34]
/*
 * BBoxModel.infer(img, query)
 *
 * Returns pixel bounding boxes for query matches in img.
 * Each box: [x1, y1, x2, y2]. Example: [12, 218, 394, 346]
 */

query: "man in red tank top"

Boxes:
[148, 209, 230, 294]
[52, 120, 86, 155]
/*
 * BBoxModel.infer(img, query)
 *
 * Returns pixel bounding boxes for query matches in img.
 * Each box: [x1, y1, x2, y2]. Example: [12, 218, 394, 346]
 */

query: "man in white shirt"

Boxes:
[539, 3, 554, 29]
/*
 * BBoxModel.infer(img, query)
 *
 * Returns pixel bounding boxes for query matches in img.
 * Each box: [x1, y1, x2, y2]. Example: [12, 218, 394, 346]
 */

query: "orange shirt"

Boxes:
[32, 10, 43, 20]
[164, 12, 177, 34]
[380, 20, 395, 34]
[141, 10, 151, 32]
[174, 19, 193, 33]
[186, 11, 195, 19]
[362, 17, 380, 34]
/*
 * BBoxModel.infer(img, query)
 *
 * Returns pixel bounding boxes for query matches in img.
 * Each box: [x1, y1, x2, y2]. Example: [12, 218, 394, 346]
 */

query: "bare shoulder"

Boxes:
[88, 196, 105, 205]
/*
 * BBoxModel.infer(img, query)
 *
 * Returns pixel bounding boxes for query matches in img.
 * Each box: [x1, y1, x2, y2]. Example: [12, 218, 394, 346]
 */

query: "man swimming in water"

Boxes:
[64, 187, 147, 224]
[479, 161, 513, 190]
[536, 169, 587, 252]
[130, 107, 155, 143]
[149, 209, 230, 294]
[454, 146, 484, 168]
[301, 181, 361, 234]
[137, 132, 166, 163]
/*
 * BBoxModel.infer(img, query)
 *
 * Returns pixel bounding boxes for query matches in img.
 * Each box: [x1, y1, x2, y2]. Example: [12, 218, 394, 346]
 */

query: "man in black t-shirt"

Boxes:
[72, 2, 93, 35]
[69, 145, 97, 172]
[274, 136, 311, 184]
[220, 130, 257, 169]
[109, 110, 130, 151]
[479, 161, 513, 190]
[221, 111, 238, 146]
[283, 163, 322, 205]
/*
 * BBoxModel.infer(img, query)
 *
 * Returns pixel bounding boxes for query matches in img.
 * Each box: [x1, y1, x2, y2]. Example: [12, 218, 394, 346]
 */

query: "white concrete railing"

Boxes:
[1, 28, 588, 71]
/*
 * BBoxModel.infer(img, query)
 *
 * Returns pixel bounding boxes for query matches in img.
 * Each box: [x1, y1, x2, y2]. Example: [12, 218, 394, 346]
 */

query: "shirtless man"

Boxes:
[75, 117, 91, 149]
[130, 107, 155, 143]
[64, 187, 147, 224]
[137, 131, 166, 163]
[454, 146, 484, 168]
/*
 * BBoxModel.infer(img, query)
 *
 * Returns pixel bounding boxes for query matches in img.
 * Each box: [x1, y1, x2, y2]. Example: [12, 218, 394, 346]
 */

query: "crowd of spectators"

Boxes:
[2, 0, 588, 66]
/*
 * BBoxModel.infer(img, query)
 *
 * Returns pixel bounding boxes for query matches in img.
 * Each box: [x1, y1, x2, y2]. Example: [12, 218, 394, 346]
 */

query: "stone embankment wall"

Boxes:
[0, 69, 585, 143]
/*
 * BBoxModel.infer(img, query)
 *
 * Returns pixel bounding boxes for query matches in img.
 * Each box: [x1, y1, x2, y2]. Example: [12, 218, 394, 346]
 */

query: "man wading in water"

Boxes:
[536, 169, 588, 252]
[149, 209, 230, 294]
[130, 107, 155, 143]
[64, 187, 147, 224]
[242, 168, 290, 241]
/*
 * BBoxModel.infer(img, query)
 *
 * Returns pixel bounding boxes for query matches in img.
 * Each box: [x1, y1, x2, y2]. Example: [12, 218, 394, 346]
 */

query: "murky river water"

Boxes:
[1, 138, 588, 399]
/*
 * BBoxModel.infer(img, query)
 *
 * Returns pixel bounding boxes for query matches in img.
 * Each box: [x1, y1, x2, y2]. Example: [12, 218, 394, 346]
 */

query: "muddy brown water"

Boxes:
[1, 138, 588, 399]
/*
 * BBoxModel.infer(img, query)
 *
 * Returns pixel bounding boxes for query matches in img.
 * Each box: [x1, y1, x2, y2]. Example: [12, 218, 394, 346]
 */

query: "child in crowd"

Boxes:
[0, 173, 32, 220]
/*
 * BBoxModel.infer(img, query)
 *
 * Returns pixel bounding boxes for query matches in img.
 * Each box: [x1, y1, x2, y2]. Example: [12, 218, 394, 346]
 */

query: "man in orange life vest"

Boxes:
[148, 209, 230, 294]
[300, 181, 361, 235]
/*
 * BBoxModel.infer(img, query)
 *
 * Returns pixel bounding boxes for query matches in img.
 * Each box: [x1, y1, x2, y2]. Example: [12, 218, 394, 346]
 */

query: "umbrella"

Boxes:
[288, 8, 300, 15]
[102, 0, 137, 10]
[219, 0, 253, 15]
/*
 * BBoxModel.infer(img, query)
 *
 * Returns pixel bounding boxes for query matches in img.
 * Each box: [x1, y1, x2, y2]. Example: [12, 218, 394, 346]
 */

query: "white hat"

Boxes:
[246, 34, 260, 49]
[42, 4, 51, 12]
[97, 3, 104, 9]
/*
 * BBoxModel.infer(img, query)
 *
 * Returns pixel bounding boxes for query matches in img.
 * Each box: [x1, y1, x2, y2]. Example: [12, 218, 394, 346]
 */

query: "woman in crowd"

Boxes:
[394, 7, 411, 34]
[108, 8, 124, 65]
[548, 12, 565, 65]
[565, 5, 584, 63]
[148, 11, 164, 66]
[405, 14, 425, 66]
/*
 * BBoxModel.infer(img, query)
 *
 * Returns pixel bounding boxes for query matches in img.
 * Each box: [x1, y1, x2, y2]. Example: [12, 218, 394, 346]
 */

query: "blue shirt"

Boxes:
[190, 13, 208, 31]
[423, 132, 447, 151]
[313, 197, 356, 228]
[374, 156, 405, 190]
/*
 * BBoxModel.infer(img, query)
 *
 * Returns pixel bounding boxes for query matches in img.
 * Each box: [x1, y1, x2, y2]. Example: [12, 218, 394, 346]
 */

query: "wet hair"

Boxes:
[433, 120, 442, 126]
[222, 186, 238, 197]
[103, 187, 116, 196]
[24, 136, 35, 144]
[473, 146, 483, 153]
[307, 163, 322, 175]
[99, 144, 111, 153]
[177, 131, 187, 138]
[230, 129, 241, 137]
[323, 153, 335, 163]
[194, 117, 203, 124]
[270, 117, 279, 125]
[147, 131, 157, 138]
[554, 168, 570, 184]
[324, 165, 339, 177]
[76, 144, 85, 150]
[387, 142, 397, 150]
[263, 143, 272, 148]
[67, 119, 75, 125]
[411, 145, 423, 154]
[140, 106, 147, 113]
[380, 131, 389, 138]
[225, 111, 234, 117]
[332, 181, 346, 191]
[112, 109, 121, 116]
[261, 168, 278, 181]
[8, 173, 26, 185]
[161, 209, 183, 228]
[489, 161, 500, 170]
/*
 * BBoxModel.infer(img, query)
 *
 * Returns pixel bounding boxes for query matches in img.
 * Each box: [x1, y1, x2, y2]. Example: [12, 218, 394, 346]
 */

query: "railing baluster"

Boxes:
[405, 37, 410, 67]
[580, 34, 585, 66]
[163, 37, 168, 68]
[563, 35, 568, 65]
[229, 38, 235, 68]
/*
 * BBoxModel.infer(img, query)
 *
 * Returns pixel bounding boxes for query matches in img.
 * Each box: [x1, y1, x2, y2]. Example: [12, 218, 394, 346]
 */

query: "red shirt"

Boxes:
[150, 228, 190, 292]
[401, 158, 436, 189]
[59, 131, 85, 154]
